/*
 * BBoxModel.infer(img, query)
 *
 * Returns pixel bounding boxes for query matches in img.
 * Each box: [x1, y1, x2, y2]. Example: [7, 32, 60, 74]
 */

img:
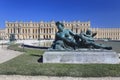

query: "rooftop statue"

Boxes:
[50, 21, 112, 50]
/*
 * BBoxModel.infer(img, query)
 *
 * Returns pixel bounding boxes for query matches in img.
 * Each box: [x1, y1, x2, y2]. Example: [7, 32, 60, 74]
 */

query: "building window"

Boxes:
[36, 35, 37, 39]
[36, 29, 37, 33]
[84, 29, 85, 32]
[26, 29, 27, 33]
[8, 29, 9, 33]
[38, 28, 40, 33]
[33, 35, 34, 39]
[46, 35, 48, 39]
[43, 35, 45, 39]
[44, 28, 45, 33]
[49, 35, 51, 39]
[40, 29, 42, 33]
[52, 28, 54, 33]
[49, 28, 51, 33]
[23, 29, 25, 33]
[47, 28, 48, 33]
[28, 29, 30, 33]
[13, 28, 15, 33]
[76, 28, 78, 33]
[18, 28, 20, 33]
[33, 29, 34, 33]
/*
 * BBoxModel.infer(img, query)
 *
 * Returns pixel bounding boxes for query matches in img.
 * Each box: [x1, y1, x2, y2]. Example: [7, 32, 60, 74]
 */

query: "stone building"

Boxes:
[0, 21, 120, 40]
[91, 28, 120, 40]
[5, 21, 90, 40]
[0, 29, 5, 40]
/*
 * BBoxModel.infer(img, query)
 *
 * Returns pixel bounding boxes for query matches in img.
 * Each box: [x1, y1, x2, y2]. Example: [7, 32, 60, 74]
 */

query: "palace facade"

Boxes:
[4, 21, 90, 40]
[0, 21, 120, 40]
[91, 28, 120, 40]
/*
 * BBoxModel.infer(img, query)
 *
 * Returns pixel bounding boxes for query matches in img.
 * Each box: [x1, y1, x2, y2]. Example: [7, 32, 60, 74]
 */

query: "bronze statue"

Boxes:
[78, 29, 112, 50]
[51, 22, 77, 50]
[50, 21, 112, 50]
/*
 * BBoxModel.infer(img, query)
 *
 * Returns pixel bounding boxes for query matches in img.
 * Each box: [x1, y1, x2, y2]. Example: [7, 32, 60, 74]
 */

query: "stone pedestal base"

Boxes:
[43, 50, 119, 64]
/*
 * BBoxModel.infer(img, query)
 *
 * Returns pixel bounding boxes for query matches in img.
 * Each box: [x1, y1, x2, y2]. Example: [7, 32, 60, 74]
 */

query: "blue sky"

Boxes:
[0, 0, 120, 28]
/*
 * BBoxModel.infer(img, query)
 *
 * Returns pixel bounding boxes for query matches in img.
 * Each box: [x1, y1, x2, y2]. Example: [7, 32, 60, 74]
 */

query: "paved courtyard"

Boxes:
[0, 45, 23, 64]
[0, 75, 120, 80]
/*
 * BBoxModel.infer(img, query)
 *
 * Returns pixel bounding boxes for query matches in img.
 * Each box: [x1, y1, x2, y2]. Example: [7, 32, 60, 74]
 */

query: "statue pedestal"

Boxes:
[43, 49, 119, 64]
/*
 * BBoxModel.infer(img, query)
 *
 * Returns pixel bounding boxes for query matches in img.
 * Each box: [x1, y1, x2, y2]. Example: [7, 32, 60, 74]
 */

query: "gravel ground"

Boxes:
[0, 75, 120, 80]
[0, 45, 23, 64]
